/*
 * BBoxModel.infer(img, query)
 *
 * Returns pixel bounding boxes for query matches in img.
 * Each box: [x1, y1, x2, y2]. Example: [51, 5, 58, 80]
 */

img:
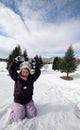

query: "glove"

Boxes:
[14, 55, 25, 63]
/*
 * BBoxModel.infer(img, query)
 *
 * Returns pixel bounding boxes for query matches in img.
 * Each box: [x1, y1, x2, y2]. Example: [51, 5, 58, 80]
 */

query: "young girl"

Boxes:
[8, 56, 41, 123]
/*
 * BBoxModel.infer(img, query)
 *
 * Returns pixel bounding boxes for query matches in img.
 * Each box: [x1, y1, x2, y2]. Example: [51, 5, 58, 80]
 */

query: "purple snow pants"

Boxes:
[9, 100, 37, 123]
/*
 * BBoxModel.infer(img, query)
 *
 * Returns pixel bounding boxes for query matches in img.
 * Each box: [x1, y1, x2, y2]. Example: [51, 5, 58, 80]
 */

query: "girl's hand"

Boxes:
[15, 55, 25, 63]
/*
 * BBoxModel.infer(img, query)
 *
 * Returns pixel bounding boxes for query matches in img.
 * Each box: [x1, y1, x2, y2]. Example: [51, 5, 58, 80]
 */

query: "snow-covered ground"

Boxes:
[0, 62, 80, 130]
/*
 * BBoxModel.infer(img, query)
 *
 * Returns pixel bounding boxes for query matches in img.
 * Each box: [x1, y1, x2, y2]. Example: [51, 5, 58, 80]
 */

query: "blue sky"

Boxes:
[0, 0, 80, 58]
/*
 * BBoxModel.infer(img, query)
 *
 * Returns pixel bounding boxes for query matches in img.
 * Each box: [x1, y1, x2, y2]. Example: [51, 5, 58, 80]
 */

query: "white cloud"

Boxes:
[0, 2, 80, 58]
[0, 35, 18, 58]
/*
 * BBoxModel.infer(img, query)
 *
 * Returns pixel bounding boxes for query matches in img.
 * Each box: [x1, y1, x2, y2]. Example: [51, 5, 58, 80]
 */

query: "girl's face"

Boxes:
[21, 68, 29, 77]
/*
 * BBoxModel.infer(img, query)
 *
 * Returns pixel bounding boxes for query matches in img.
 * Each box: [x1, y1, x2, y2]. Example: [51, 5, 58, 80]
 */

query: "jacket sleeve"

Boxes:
[8, 61, 18, 81]
[32, 64, 41, 82]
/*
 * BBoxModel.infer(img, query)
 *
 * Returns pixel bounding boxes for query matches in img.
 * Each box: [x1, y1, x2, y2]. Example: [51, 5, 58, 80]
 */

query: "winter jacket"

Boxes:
[8, 61, 41, 104]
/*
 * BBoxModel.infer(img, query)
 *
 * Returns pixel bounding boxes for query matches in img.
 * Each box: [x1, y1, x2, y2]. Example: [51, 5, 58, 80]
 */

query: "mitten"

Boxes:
[25, 57, 29, 61]
[28, 58, 36, 75]
[29, 58, 36, 69]
[14, 55, 25, 63]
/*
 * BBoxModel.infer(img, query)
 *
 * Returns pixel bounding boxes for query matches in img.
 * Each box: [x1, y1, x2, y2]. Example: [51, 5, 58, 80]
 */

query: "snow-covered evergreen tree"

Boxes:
[60, 45, 77, 77]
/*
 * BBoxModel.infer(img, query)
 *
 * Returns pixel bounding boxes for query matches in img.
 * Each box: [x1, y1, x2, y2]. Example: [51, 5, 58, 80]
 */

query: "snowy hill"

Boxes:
[0, 62, 80, 130]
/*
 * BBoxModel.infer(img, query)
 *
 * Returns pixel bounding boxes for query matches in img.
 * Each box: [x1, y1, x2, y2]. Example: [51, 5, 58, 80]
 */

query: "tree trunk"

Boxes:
[67, 72, 69, 77]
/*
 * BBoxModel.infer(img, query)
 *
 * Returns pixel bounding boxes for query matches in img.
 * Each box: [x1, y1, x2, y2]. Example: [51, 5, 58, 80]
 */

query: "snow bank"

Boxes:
[0, 63, 80, 130]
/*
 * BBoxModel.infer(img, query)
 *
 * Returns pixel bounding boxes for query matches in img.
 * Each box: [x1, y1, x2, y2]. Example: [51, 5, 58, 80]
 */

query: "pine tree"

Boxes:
[34, 55, 43, 69]
[7, 45, 22, 69]
[60, 45, 77, 77]
[23, 49, 28, 61]
[52, 57, 60, 70]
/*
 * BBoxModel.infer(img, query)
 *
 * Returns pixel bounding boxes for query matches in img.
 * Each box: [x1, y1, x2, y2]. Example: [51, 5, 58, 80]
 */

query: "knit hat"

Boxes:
[20, 61, 31, 72]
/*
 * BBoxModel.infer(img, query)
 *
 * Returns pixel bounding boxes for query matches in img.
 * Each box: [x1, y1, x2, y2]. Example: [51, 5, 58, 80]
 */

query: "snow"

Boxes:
[0, 62, 80, 130]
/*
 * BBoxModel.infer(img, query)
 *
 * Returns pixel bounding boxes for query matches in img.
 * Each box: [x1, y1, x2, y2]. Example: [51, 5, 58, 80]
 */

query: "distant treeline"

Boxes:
[0, 58, 8, 62]
[0, 57, 80, 64]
